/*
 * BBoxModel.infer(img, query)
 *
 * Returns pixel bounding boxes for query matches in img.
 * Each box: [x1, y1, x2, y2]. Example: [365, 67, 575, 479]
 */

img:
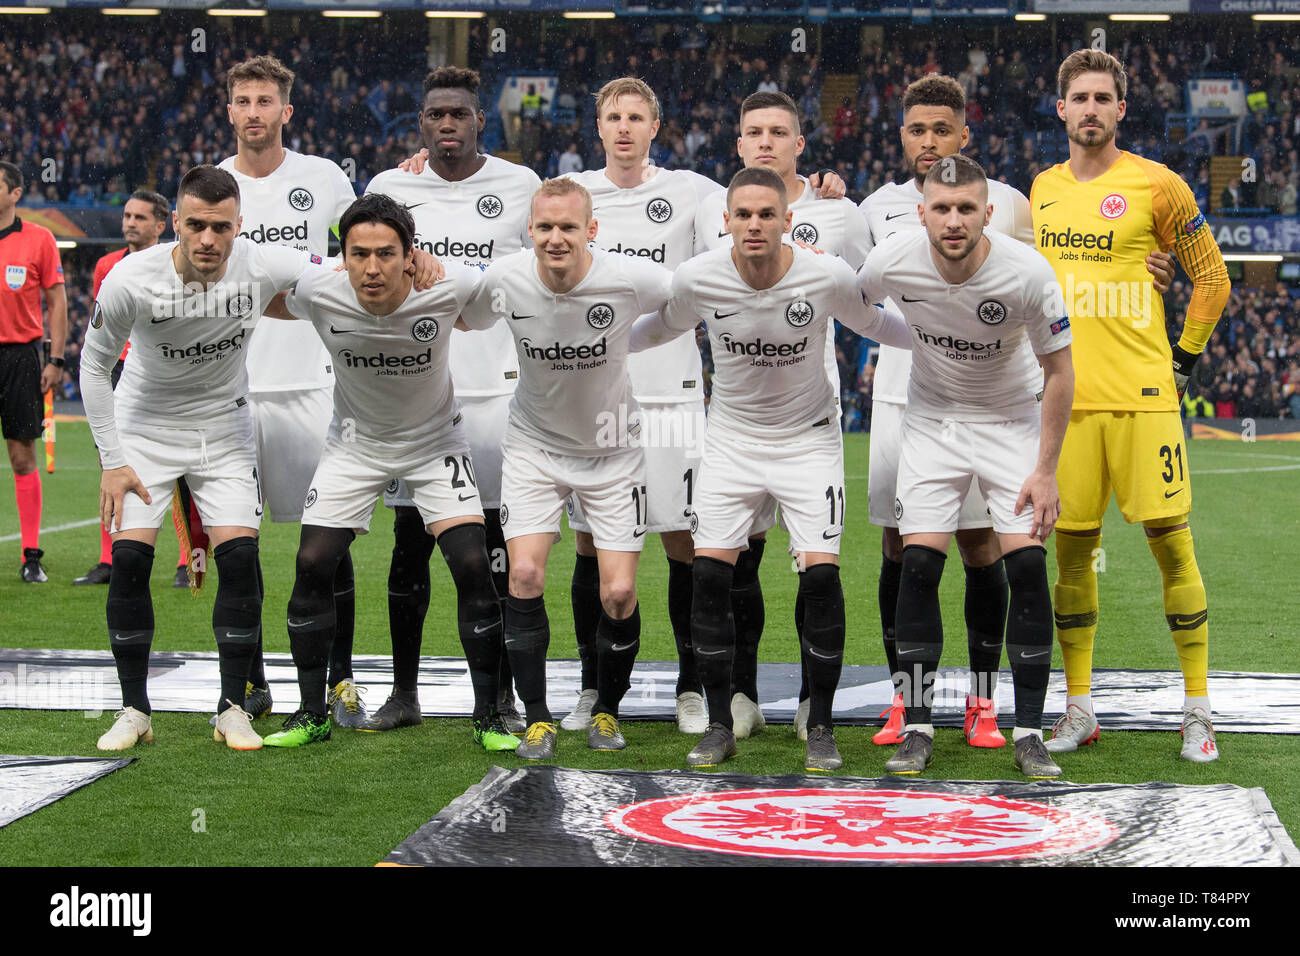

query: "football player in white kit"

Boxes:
[256, 194, 519, 752]
[364, 67, 539, 734]
[634, 167, 912, 771]
[859, 156, 1074, 779]
[216, 56, 366, 728]
[695, 91, 872, 741]
[82, 166, 328, 752]
[560, 78, 846, 736]
[858, 76, 1174, 749]
[459, 178, 673, 759]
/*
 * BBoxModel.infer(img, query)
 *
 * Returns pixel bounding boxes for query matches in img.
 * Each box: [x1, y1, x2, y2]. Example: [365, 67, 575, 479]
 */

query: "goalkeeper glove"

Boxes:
[1171, 344, 1200, 400]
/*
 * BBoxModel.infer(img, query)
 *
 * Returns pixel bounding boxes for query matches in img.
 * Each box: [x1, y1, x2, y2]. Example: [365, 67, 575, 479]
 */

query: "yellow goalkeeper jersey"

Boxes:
[1031, 150, 1222, 412]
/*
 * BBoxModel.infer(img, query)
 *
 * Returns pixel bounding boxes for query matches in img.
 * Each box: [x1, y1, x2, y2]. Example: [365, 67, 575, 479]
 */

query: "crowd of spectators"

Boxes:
[3, 13, 1298, 416]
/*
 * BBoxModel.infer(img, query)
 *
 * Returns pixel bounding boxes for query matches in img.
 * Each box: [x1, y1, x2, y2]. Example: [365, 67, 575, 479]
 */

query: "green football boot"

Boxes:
[262, 709, 332, 748]
[473, 713, 521, 752]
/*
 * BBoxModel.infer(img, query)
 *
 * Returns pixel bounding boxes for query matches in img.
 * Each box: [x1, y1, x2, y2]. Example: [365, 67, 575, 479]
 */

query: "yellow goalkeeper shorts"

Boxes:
[1057, 410, 1192, 530]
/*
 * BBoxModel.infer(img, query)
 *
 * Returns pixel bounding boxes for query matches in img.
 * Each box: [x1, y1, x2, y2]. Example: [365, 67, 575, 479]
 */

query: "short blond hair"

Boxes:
[531, 178, 593, 222]
[1057, 49, 1126, 101]
[228, 54, 295, 104]
[593, 77, 660, 124]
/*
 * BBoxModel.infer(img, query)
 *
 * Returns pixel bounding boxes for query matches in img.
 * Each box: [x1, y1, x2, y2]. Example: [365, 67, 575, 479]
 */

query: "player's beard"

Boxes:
[930, 230, 980, 262]
[239, 120, 281, 152]
[1067, 117, 1115, 149]
[912, 152, 941, 185]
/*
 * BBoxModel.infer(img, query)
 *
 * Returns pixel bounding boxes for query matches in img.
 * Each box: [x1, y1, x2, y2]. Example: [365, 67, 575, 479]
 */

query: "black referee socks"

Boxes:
[895, 544, 948, 725]
[107, 539, 156, 714]
[212, 536, 262, 713]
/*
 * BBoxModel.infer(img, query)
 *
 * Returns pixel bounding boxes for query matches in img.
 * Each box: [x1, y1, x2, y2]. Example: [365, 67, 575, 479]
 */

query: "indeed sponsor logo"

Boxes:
[520, 337, 607, 361]
[608, 242, 666, 263]
[416, 236, 495, 259]
[719, 333, 808, 357]
[1038, 226, 1114, 250]
[340, 348, 433, 368]
[911, 327, 1002, 353]
[157, 330, 246, 359]
[240, 221, 308, 244]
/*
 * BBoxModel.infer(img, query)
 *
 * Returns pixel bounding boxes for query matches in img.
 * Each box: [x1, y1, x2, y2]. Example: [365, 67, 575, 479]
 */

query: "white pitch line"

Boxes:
[0, 517, 100, 543]
[1194, 464, 1300, 475]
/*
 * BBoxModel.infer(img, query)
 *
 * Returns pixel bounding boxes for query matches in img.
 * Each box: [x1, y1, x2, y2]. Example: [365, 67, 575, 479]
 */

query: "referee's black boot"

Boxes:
[21, 547, 47, 583]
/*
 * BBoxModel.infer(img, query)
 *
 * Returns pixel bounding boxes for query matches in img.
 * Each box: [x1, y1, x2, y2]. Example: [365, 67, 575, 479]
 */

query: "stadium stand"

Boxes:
[3, 10, 1296, 415]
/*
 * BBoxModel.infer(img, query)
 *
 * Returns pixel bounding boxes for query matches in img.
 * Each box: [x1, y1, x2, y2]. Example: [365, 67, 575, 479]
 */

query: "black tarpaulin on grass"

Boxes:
[383, 766, 1300, 867]
[0, 754, 133, 828]
[3, 647, 1299, 733]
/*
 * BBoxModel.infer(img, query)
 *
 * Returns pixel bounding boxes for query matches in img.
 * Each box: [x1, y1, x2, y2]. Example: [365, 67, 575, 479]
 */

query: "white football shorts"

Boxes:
[115, 412, 262, 533]
[895, 411, 1040, 536]
[250, 385, 333, 523]
[568, 399, 705, 536]
[869, 399, 994, 530]
[384, 392, 511, 511]
[501, 426, 647, 553]
[301, 434, 482, 534]
[694, 424, 846, 555]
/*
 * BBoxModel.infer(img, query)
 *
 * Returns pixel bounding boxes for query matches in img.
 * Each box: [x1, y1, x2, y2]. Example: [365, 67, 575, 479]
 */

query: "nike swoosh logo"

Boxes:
[901, 295, 926, 302]
[330, 325, 357, 334]
[713, 310, 740, 320]
[632, 528, 646, 538]
[822, 530, 841, 540]
[225, 628, 258, 641]
[473, 622, 499, 634]
[696, 647, 728, 656]
[1022, 649, 1051, 659]
[510, 312, 535, 321]
[149, 316, 175, 324]
[980, 640, 1002, 649]
[287, 618, 313, 629]
[808, 647, 839, 661]
[716, 230, 728, 238]
[1039, 201, 1058, 209]
[458, 493, 476, 501]
[610, 641, 638, 652]
[1164, 489, 1181, 498]
[884, 212, 909, 221]
[407, 203, 426, 210]
[898, 647, 926, 656]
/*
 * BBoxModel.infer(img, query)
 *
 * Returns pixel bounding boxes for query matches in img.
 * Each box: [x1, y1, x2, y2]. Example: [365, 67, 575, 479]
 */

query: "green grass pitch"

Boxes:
[1, 422, 1296, 865]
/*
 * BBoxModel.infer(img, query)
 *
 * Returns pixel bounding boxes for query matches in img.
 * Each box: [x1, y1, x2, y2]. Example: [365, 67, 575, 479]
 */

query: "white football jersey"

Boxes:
[461, 247, 672, 455]
[860, 177, 1034, 403]
[366, 155, 539, 398]
[566, 166, 722, 403]
[696, 176, 874, 408]
[284, 263, 479, 458]
[218, 149, 355, 392]
[858, 230, 1071, 422]
[84, 239, 310, 466]
[662, 245, 908, 442]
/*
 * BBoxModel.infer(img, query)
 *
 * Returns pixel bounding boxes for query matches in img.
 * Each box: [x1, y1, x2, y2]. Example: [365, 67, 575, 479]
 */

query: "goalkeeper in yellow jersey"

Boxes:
[1031, 49, 1230, 763]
